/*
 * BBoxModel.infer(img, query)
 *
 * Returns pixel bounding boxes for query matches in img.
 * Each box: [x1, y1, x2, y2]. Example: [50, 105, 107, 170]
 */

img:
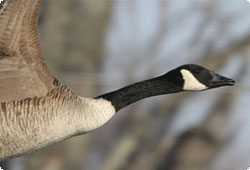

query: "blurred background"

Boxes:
[1, 0, 250, 169]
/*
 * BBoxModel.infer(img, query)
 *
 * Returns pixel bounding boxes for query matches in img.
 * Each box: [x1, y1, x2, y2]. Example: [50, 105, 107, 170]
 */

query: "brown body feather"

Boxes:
[0, 83, 82, 160]
[0, 1, 116, 158]
[0, 0, 56, 102]
[0, 0, 89, 160]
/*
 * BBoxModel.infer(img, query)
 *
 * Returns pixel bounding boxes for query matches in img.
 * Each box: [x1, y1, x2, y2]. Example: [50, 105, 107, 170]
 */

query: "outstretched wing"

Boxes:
[0, 0, 57, 102]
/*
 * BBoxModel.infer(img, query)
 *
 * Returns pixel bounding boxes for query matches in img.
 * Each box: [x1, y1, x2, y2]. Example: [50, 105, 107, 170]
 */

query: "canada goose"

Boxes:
[0, 0, 235, 161]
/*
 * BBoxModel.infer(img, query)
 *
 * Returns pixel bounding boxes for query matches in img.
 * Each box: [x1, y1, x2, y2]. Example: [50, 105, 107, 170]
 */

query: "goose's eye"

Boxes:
[194, 69, 201, 74]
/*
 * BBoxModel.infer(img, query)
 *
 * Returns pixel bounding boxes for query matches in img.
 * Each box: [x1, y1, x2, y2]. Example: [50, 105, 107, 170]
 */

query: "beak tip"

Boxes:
[210, 75, 236, 87]
[228, 79, 236, 86]
[222, 77, 236, 86]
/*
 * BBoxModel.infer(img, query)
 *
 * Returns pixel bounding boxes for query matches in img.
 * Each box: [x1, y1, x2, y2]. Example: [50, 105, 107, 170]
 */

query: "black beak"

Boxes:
[209, 72, 235, 88]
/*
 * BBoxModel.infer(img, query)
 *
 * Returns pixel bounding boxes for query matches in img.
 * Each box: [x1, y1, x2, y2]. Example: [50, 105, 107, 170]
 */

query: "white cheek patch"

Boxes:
[181, 69, 208, 91]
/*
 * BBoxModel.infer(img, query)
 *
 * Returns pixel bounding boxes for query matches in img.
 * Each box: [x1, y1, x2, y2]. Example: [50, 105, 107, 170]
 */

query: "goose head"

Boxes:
[165, 64, 235, 91]
[97, 64, 235, 112]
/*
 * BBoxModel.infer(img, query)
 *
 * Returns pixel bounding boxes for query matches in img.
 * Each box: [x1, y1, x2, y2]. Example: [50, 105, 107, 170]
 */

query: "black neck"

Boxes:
[96, 75, 182, 112]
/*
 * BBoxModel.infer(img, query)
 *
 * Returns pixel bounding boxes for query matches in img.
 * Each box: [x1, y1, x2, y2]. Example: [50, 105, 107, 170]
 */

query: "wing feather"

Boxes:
[0, 0, 57, 102]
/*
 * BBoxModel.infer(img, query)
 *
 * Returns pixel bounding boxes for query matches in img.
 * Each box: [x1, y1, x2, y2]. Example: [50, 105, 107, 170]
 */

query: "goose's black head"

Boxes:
[164, 64, 235, 91]
[98, 64, 235, 112]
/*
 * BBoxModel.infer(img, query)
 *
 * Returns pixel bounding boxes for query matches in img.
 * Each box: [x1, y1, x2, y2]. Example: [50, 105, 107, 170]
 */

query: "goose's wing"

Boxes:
[0, 0, 57, 102]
